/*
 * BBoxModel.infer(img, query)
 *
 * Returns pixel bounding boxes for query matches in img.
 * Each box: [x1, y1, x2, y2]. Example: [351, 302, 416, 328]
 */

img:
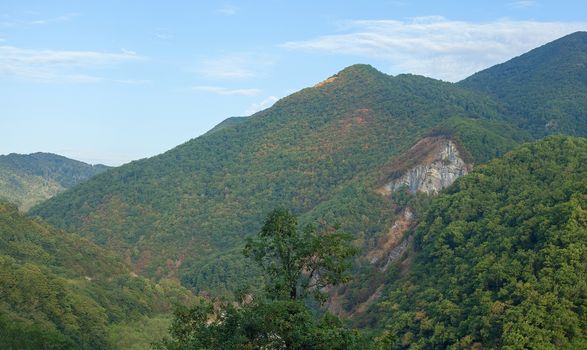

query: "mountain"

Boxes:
[29, 32, 587, 309]
[459, 31, 587, 137]
[30, 64, 526, 296]
[376, 136, 587, 348]
[0, 153, 110, 211]
[204, 116, 248, 135]
[18, 33, 587, 346]
[0, 200, 193, 349]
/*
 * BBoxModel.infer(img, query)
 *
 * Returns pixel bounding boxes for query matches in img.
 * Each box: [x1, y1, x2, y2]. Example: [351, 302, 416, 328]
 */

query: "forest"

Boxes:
[1, 31, 587, 349]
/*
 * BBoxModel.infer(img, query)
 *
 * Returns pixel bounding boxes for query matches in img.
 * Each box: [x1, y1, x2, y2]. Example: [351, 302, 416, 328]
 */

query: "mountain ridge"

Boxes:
[0, 200, 193, 349]
[377, 135, 587, 348]
[459, 31, 587, 136]
[0, 152, 110, 211]
[29, 32, 587, 305]
[30, 61, 515, 296]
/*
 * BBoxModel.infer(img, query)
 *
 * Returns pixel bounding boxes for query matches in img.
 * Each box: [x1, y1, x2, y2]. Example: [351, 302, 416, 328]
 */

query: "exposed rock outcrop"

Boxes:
[367, 208, 413, 268]
[379, 137, 471, 195]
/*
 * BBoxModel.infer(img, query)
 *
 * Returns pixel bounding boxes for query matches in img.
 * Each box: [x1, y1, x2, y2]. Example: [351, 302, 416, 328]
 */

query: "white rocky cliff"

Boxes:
[380, 137, 471, 195]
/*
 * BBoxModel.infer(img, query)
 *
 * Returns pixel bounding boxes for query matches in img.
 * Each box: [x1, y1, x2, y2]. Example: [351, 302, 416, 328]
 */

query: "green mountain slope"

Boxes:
[0, 153, 110, 211]
[378, 136, 587, 348]
[30, 64, 522, 295]
[459, 31, 587, 137]
[204, 116, 248, 135]
[0, 201, 193, 349]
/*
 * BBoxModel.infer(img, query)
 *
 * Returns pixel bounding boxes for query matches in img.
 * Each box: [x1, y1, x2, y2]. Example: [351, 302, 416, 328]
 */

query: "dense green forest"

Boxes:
[377, 136, 587, 348]
[0, 201, 194, 349]
[460, 31, 587, 137]
[1, 31, 583, 348]
[30, 64, 523, 297]
[158, 209, 363, 350]
[0, 153, 109, 211]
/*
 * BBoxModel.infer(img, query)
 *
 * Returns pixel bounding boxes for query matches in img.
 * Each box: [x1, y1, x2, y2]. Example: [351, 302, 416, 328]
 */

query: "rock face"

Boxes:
[367, 207, 413, 268]
[380, 137, 470, 195]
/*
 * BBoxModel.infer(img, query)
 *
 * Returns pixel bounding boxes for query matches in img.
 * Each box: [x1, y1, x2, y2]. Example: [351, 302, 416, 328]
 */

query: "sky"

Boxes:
[1, 1, 586, 165]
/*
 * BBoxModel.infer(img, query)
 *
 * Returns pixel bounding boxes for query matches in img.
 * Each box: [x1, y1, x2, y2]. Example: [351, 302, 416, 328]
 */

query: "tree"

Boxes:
[244, 208, 357, 303]
[158, 208, 364, 350]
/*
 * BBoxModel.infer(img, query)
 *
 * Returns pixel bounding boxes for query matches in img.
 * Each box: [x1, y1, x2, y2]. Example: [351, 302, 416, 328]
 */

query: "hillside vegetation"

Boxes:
[460, 31, 587, 137]
[378, 136, 587, 348]
[0, 153, 109, 211]
[7, 31, 587, 347]
[31, 64, 524, 296]
[0, 201, 193, 349]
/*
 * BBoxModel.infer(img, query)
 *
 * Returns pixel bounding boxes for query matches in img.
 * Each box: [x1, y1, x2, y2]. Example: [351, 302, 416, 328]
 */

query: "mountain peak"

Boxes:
[337, 64, 384, 76]
[313, 64, 387, 89]
[459, 30, 587, 137]
[559, 30, 587, 42]
[334, 64, 389, 82]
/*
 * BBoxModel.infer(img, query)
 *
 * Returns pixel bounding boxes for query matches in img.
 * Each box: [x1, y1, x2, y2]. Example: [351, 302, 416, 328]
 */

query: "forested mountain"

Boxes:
[26, 32, 587, 344]
[31, 64, 527, 297]
[460, 31, 587, 137]
[0, 153, 109, 211]
[0, 201, 193, 349]
[377, 136, 587, 348]
[204, 116, 248, 135]
[0, 29, 581, 350]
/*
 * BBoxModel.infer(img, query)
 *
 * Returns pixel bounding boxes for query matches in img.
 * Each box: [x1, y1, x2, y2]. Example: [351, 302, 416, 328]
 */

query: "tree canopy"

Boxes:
[159, 209, 363, 350]
[378, 136, 587, 348]
[244, 208, 357, 303]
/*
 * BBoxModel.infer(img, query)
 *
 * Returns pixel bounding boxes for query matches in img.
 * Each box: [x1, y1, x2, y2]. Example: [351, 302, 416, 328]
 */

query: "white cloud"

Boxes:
[1, 12, 79, 27]
[217, 5, 238, 16]
[281, 17, 587, 82]
[194, 53, 275, 80]
[0, 45, 144, 82]
[28, 12, 79, 25]
[113, 79, 151, 85]
[509, 1, 537, 9]
[245, 96, 279, 115]
[192, 85, 261, 96]
[155, 30, 173, 40]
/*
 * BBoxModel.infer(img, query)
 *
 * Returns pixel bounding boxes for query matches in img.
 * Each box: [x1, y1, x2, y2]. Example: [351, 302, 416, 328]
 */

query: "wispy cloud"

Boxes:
[0, 45, 145, 82]
[192, 85, 260, 96]
[154, 28, 174, 40]
[28, 12, 79, 25]
[1, 12, 79, 27]
[281, 17, 587, 81]
[113, 79, 151, 85]
[245, 96, 279, 115]
[194, 53, 274, 80]
[509, 1, 537, 9]
[217, 5, 238, 16]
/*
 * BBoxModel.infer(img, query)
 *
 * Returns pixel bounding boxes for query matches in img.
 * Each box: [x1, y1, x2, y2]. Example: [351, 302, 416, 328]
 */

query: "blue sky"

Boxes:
[1, 1, 586, 165]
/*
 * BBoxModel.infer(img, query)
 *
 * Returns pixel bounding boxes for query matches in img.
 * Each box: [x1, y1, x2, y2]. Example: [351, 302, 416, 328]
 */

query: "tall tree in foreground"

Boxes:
[244, 208, 358, 303]
[157, 209, 362, 350]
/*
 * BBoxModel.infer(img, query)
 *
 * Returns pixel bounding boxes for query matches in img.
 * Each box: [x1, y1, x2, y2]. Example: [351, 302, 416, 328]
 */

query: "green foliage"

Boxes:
[158, 299, 366, 350]
[0, 201, 194, 349]
[108, 316, 171, 350]
[183, 249, 264, 300]
[379, 136, 587, 348]
[432, 116, 530, 163]
[460, 31, 587, 137]
[244, 208, 357, 303]
[0, 152, 109, 211]
[31, 64, 512, 296]
[203, 116, 247, 135]
[160, 210, 364, 350]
